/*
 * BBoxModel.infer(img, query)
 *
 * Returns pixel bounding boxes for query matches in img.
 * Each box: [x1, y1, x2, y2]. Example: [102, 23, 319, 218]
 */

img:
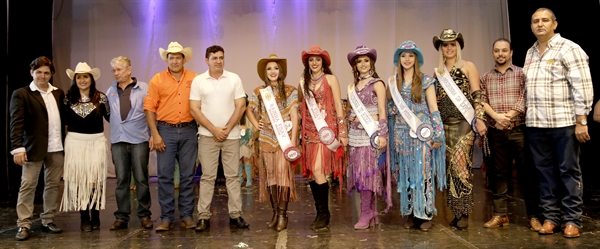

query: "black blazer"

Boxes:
[9, 85, 66, 162]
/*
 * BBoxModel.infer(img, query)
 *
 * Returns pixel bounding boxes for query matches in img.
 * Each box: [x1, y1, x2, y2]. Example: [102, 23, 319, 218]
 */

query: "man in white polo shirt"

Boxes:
[190, 45, 249, 232]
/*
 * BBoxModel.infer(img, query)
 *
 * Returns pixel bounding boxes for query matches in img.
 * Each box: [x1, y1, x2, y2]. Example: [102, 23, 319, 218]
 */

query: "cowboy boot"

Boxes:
[308, 181, 320, 230]
[354, 190, 373, 229]
[91, 209, 100, 230]
[267, 185, 278, 229]
[245, 164, 253, 187]
[276, 188, 290, 231]
[312, 182, 330, 231]
[370, 193, 379, 226]
[239, 163, 245, 186]
[80, 210, 92, 232]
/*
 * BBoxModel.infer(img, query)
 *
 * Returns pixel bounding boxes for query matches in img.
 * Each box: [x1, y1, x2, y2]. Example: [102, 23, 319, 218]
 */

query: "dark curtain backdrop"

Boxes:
[507, 1, 600, 196]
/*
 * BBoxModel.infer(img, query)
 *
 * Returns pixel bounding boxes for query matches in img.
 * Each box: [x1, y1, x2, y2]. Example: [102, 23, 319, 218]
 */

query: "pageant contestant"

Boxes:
[345, 45, 391, 229]
[247, 54, 300, 231]
[387, 41, 446, 231]
[433, 29, 486, 230]
[298, 45, 347, 232]
[60, 62, 110, 232]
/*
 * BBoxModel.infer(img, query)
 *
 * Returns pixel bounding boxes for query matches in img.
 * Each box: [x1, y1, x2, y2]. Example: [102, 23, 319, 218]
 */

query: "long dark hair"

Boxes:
[66, 73, 100, 105]
[302, 56, 333, 97]
[351, 58, 380, 85]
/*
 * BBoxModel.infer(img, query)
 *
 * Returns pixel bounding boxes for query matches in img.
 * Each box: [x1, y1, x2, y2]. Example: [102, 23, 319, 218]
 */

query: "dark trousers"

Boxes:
[111, 142, 151, 221]
[526, 126, 583, 228]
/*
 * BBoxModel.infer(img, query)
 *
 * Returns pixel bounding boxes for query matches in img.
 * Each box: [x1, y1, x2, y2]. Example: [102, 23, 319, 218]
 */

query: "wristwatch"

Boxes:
[578, 119, 588, 125]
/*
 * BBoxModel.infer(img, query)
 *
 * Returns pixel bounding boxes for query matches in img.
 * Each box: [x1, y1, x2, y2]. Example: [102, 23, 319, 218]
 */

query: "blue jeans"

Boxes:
[527, 126, 583, 228]
[156, 124, 198, 222]
[111, 142, 151, 222]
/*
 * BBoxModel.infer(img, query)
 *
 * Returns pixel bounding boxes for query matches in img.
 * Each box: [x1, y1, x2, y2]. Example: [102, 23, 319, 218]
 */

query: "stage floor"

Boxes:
[1, 169, 599, 249]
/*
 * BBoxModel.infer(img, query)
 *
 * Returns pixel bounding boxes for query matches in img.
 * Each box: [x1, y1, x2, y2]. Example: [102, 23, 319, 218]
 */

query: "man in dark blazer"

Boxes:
[10, 56, 66, 241]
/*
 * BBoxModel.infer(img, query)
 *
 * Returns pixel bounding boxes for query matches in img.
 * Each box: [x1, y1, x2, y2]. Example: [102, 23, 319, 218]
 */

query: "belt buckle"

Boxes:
[506, 122, 514, 130]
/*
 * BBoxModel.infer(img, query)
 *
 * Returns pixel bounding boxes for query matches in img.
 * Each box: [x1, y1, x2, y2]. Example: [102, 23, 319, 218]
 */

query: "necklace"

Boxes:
[310, 72, 325, 84]
[81, 94, 90, 102]
[358, 71, 373, 81]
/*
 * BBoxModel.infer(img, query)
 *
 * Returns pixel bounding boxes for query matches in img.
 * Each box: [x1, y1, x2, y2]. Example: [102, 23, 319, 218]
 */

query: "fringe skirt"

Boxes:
[60, 132, 108, 212]
[258, 150, 298, 203]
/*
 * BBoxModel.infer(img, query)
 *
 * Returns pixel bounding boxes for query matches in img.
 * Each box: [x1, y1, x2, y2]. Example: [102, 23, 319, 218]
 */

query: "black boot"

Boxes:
[276, 188, 290, 232]
[91, 209, 100, 230]
[312, 182, 330, 232]
[308, 181, 320, 230]
[80, 210, 92, 232]
[267, 185, 278, 229]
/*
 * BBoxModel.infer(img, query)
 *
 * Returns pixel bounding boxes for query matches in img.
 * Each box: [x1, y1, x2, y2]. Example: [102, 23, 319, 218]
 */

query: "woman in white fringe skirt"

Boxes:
[60, 62, 110, 232]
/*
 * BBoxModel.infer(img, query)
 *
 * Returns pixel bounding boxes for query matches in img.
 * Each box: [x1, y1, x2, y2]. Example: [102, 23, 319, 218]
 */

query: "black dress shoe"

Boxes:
[230, 217, 250, 228]
[41, 223, 63, 233]
[195, 219, 210, 232]
[16, 227, 30, 241]
[110, 220, 128, 230]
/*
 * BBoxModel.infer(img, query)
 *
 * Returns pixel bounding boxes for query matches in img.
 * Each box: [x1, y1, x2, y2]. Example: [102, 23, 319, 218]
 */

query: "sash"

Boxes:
[434, 67, 475, 126]
[300, 79, 343, 152]
[259, 86, 301, 161]
[347, 81, 380, 148]
[388, 74, 433, 142]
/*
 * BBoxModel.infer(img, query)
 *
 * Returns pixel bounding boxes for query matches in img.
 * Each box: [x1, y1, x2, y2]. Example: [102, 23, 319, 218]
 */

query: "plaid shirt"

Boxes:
[481, 64, 526, 128]
[523, 34, 594, 128]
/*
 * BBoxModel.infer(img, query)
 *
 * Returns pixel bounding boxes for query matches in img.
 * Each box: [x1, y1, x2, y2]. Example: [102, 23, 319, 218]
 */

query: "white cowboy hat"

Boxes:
[159, 41, 193, 63]
[66, 62, 101, 80]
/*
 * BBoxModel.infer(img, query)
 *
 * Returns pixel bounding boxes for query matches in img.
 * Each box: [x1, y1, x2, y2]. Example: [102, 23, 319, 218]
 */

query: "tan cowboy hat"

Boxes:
[432, 28, 465, 51]
[159, 41, 193, 63]
[66, 62, 101, 80]
[301, 45, 331, 67]
[257, 54, 287, 81]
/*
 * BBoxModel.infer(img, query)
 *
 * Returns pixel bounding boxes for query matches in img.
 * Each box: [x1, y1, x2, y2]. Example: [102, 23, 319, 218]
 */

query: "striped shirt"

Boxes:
[481, 64, 526, 127]
[523, 34, 594, 128]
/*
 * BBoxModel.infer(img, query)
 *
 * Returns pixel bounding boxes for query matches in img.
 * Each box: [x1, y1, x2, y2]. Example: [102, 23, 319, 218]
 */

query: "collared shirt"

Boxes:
[481, 64, 526, 128]
[11, 82, 63, 155]
[143, 67, 198, 124]
[190, 69, 245, 139]
[523, 33, 594, 128]
[107, 77, 150, 144]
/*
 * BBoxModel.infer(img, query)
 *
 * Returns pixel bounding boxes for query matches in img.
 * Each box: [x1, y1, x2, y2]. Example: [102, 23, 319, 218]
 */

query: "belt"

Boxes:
[157, 120, 197, 128]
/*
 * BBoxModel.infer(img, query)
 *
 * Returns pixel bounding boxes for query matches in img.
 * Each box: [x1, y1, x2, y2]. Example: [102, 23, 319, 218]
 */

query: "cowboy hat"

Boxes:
[347, 45, 377, 66]
[159, 41, 193, 63]
[257, 54, 287, 81]
[66, 62, 101, 80]
[301, 45, 331, 67]
[393, 40, 424, 67]
[432, 28, 464, 51]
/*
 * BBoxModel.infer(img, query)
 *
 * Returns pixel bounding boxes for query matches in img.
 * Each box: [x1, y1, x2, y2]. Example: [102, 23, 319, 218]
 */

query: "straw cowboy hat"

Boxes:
[301, 45, 331, 67]
[257, 54, 287, 81]
[66, 62, 101, 80]
[394, 40, 424, 67]
[159, 41, 193, 63]
[432, 28, 465, 51]
[347, 45, 377, 66]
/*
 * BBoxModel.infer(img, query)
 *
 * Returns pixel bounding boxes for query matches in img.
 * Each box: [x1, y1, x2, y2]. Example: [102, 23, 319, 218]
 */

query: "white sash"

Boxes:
[348, 81, 380, 148]
[300, 79, 343, 152]
[388, 74, 433, 142]
[434, 67, 475, 125]
[259, 86, 301, 161]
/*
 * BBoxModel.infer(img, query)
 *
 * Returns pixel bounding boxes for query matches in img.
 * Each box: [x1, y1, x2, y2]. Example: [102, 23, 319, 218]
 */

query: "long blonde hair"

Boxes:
[436, 41, 464, 75]
[397, 53, 424, 102]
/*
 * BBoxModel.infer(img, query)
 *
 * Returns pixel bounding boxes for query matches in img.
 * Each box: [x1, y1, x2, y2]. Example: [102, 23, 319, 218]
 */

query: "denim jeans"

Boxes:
[526, 126, 583, 228]
[111, 142, 151, 222]
[156, 123, 198, 222]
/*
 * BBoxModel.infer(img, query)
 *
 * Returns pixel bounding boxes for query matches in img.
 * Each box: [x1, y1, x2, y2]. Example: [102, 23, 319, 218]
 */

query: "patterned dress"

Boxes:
[436, 66, 476, 218]
[249, 85, 299, 202]
[387, 75, 446, 220]
[239, 123, 254, 161]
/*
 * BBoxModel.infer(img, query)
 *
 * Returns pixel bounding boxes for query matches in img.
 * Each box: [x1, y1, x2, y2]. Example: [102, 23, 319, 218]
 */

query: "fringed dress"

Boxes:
[60, 92, 110, 212]
[436, 66, 476, 218]
[347, 78, 392, 211]
[249, 85, 299, 203]
[300, 77, 345, 187]
[387, 75, 446, 220]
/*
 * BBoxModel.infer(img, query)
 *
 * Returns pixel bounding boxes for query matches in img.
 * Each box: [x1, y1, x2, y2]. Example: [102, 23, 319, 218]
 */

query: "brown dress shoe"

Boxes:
[563, 224, 580, 238]
[141, 217, 153, 229]
[155, 221, 174, 232]
[483, 215, 509, 228]
[110, 220, 128, 230]
[180, 218, 195, 229]
[538, 221, 558, 235]
[529, 218, 542, 232]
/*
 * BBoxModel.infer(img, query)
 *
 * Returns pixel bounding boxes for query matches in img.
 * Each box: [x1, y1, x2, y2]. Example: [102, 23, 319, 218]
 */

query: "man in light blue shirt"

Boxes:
[106, 56, 153, 230]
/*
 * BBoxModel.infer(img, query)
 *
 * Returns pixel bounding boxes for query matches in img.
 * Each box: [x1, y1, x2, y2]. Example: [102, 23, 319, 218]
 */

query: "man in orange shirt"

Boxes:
[144, 41, 198, 231]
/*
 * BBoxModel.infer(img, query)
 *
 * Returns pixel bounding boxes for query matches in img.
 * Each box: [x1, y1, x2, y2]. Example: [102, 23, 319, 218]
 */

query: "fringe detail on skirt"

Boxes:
[258, 150, 298, 203]
[60, 132, 107, 212]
